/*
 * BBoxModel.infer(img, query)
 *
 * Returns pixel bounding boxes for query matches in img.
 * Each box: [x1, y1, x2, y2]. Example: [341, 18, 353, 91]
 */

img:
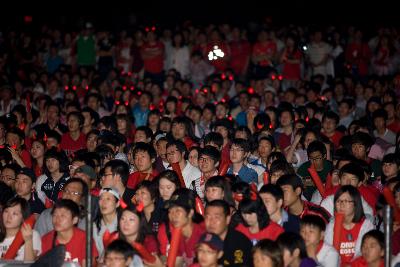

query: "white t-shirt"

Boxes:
[317, 242, 340, 267]
[181, 161, 201, 188]
[320, 194, 374, 217]
[0, 230, 42, 260]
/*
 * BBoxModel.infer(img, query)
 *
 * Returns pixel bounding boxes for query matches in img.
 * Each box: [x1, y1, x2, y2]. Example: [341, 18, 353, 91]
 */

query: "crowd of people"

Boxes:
[0, 17, 399, 267]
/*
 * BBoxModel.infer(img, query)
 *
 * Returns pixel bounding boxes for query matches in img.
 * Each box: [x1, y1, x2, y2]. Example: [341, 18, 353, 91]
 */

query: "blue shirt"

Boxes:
[132, 104, 149, 127]
[227, 165, 258, 184]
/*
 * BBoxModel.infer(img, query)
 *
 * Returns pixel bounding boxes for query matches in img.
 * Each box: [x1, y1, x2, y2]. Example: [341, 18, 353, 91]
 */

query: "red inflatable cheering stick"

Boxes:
[166, 227, 182, 267]
[333, 212, 344, 251]
[218, 161, 229, 176]
[132, 242, 156, 263]
[383, 187, 400, 223]
[171, 162, 186, 188]
[307, 166, 326, 198]
[195, 197, 204, 216]
[3, 215, 36, 259]
[102, 230, 119, 249]
[263, 171, 269, 185]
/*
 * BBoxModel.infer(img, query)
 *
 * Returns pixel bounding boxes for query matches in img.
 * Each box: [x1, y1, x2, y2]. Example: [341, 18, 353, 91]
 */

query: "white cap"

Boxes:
[99, 187, 120, 200]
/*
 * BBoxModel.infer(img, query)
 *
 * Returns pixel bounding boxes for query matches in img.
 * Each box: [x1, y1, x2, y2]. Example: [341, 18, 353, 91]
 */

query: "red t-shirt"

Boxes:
[229, 40, 251, 75]
[387, 120, 400, 133]
[350, 256, 384, 267]
[235, 222, 284, 244]
[252, 41, 277, 67]
[338, 220, 364, 265]
[143, 234, 160, 255]
[321, 131, 343, 150]
[141, 41, 164, 74]
[42, 228, 98, 265]
[20, 149, 32, 168]
[282, 49, 302, 80]
[60, 132, 86, 157]
[127, 170, 158, 190]
[157, 222, 206, 259]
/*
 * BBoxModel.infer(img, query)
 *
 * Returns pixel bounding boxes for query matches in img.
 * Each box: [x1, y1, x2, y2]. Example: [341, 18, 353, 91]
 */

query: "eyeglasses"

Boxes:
[309, 155, 323, 161]
[63, 189, 82, 196]
[336, 199, 355, 205]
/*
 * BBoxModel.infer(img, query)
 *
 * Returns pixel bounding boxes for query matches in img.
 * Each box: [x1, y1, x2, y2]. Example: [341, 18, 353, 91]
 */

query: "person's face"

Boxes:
[6, 133, 22, 148]
[205, 206, 230, 237]
[168, 206, 191, 228]
[215, 126, 228, 139]
[135, 187, 154, 208]
[67, 115, 80, 132]
[166, 145, 183, 165]
[86, 134, 98, 152]
[196, 243, 221, 267]
[216, 104, 227, 120]
[300, 225, 323, 247]
[47, 105, 60, 122]
[241, 212, 258, 227]
[172, 123, 186, 140]
[351, 143, 367, 159]
[205, 186, 224, 202]
[239, 94, 249, 107]
[361, 237, 384, 264]
[15, 174, 34, 197]
[134, 151, 153, 172]
[253, 249, 275, 267]
[1, 168, 16, 188]
[46, 157, 60, 173]
[308, 151, 325, 169]
[82, 112, 92, 127]
[304, 132, 317, 148]
[99, 192, 119, 216]
[373, 117, 386, 130]
[189, 110, 202, 123]
[198, 155, 217, 174]
[156, 140, 167, 161]
[62, 182, 84, 204]
[148, 114, 160, 127]
[189, 149, 199, 167]
[338, 103, 350, 117]
[159, 178, 177, 201]
[322, 118, 336, 133]
[335, 192, 355, 218]
[258, 140, 272, 159]
[117, 119, 127, 134]
[270, 170, 285, 184]
[340, 172, 361, 187]
[281, 185, 299, 208]
[139, 94, 150, 108]
[260, 193, 282, 217]
[280, 111, 292, 127]
[30, 141, 45, 159]
[2, 204, 23, 230]
[202, 109, 214, 123]
[104, 252, 131, 267]
[159, 121, 171, 133]
[134, 130, 148, 143]
[87, 97, 99, 111]
[229, 144, 246, 164]
[119, 210, 140, 238]
[101, 167, 117, 188]
[383, 162, 399, 178]
[52, 207, 78, 232]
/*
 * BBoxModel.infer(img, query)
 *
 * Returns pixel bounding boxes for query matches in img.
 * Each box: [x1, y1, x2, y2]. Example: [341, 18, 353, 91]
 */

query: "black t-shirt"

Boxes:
[28, 192, 46, 215]
[219, 227, 253, 267]
[122, 187, 136, 207]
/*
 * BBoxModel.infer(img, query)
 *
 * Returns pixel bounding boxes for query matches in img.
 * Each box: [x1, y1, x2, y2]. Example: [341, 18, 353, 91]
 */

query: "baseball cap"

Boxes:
[99, 187, 120, 200]
[17, 167, 36, 183]
[197, 232, 224, 251]
[75, 165, 97, 180]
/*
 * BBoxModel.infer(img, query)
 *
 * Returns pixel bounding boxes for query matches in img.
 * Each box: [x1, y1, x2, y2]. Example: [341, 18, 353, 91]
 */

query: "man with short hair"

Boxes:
[227, 138, 258, 184]
[205, 200, 253, 267]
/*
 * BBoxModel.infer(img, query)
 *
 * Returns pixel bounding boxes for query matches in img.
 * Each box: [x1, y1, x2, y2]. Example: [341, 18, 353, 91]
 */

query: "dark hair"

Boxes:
[0, 197, 31, 242]
[276, 174, 303, 193]
[231, 138, 251, 153]
[252, 239, 283, 267]
[277, 232, 308, 260]
[372, 109, 388, 121]
[239, 197, 270, 229]
[361, 230, 384, 251]
[136, 180, 158, 201]
[206, 199, 230, 217]
[205, 175, 234, 206]
[51, 199, 80, 221]
[307, 140, 327, 156]
[351, 132, 374, 149]
[203, 132, 224, 149]
[105, 239, 135, 260]
[43, 148, 70, 175]
[334, 185, 365, 223]
[132, 142, 157, 160]
[95, 144, 115, 168]
[166, 140, 188, 159]
[382, 153, 400, 166]
[172, 116, 198, 143]
[135, 126, 153, 141]
[269, 160, 295, 177]
[199, 146, 221, 164]
[339, 163, 364, 184]
[322, 110, 340, 125]
[104, 160, 130, 186]
[300, 215, 326, 232]
[157, 170, 181, 190]
[66, 111, 84, 128]
[118, 205, 152, 244]
[259, 184, 283, 201]
[63, 178, 89, 199]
